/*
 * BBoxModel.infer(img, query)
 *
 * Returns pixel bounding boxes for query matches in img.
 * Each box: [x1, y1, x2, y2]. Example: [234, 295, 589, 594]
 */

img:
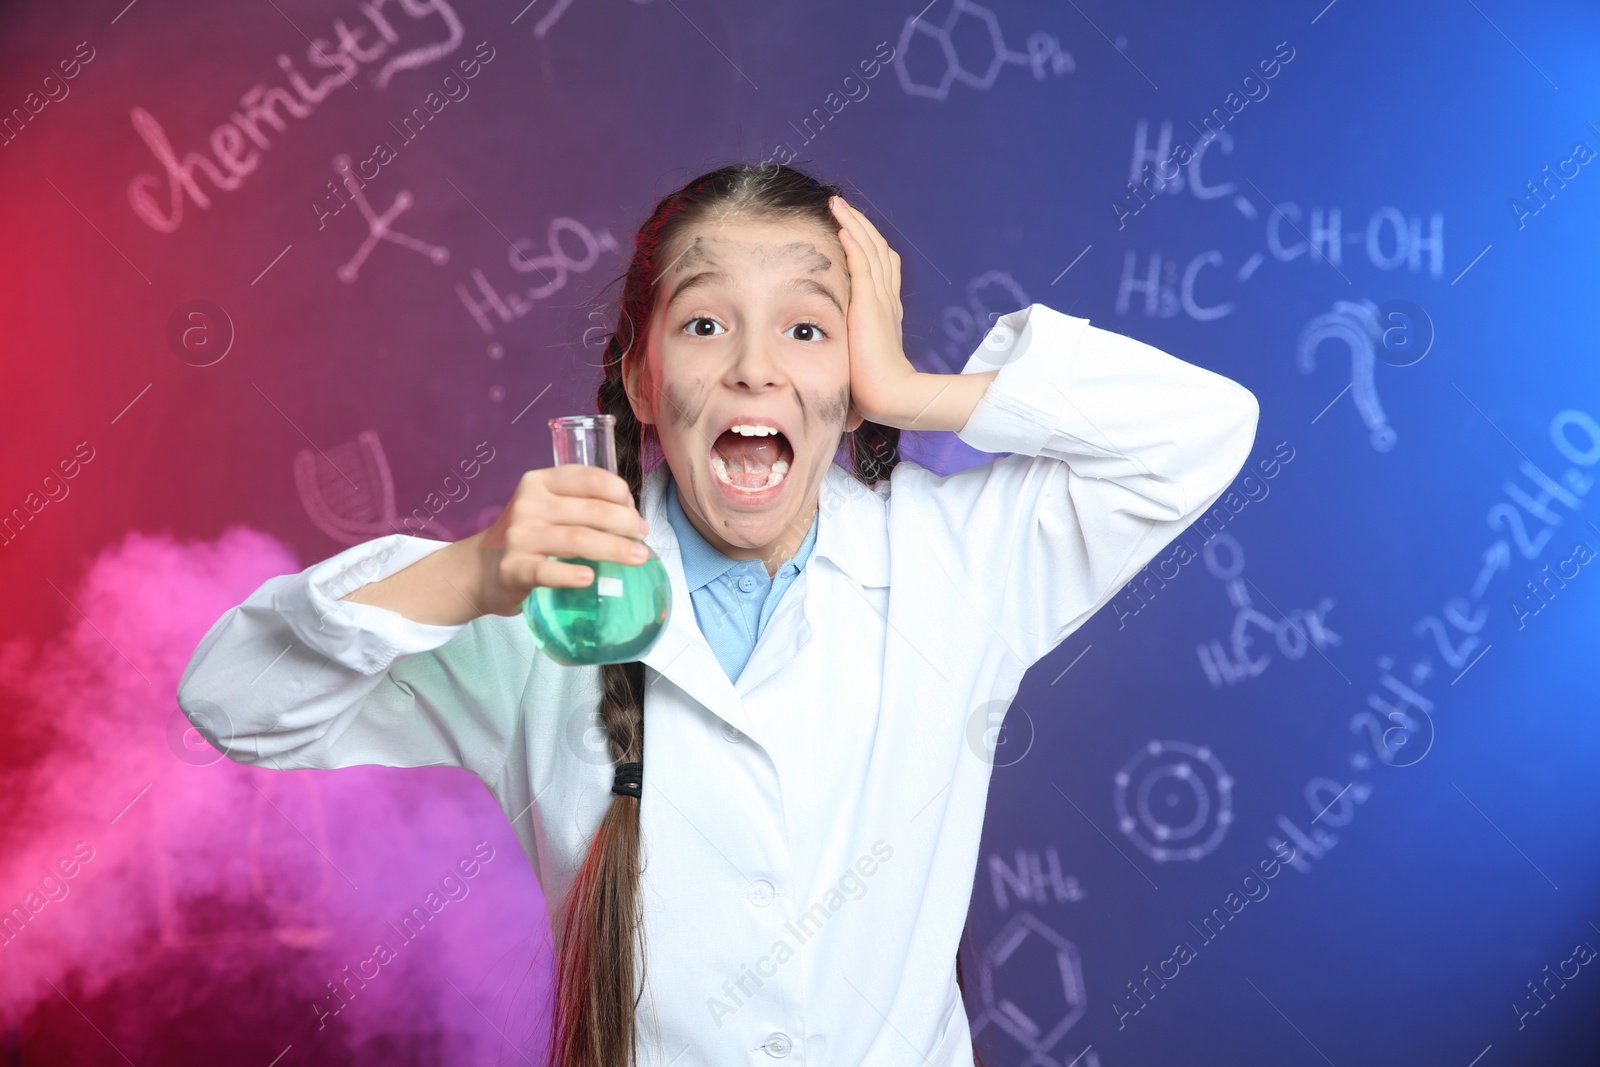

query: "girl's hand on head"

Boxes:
[467, 465, 651, 617]
[830, 195, 918, 427]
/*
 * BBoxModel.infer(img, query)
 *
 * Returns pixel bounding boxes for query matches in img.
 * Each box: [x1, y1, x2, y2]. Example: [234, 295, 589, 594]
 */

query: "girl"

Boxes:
[177, 163, 1258, 1067]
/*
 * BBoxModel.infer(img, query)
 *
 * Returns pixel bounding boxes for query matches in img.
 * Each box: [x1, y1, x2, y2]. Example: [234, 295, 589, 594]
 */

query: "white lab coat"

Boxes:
[176, 303, 1258, 1067]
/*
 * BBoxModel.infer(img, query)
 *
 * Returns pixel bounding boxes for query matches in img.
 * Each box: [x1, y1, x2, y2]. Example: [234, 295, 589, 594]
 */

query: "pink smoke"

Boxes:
[0, 526, 553, 1065]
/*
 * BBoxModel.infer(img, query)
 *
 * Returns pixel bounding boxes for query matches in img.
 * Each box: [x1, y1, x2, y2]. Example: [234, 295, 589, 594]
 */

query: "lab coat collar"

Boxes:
[810, 460, 891, 590]
[636, 461, 889, 740]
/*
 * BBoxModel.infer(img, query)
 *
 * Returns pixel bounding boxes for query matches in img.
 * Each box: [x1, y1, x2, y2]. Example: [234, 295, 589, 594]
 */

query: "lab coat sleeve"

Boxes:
[175, 533, 525, 784]
[895, 303, 1259, 669]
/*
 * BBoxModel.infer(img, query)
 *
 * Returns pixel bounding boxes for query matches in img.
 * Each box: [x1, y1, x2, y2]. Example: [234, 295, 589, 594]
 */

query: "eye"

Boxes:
[683, 316, 725, 337]
[786, 320, 829, 343]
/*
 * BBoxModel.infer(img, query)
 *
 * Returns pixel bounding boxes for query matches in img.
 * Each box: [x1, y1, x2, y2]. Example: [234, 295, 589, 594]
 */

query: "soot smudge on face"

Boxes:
[819, 384, 850, 429]
[662, 377, 709, 431]
[773, 240, 833, 274]
[670, 233, 831, 275]
[674, 235, 712, 272]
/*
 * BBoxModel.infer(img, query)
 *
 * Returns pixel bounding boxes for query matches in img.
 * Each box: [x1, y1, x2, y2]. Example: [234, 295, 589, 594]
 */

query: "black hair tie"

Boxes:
[612, 761, 643, 799]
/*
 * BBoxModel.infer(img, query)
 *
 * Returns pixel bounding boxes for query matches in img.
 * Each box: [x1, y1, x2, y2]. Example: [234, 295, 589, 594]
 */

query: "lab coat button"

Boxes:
[738, 575, 758, 593]
[763, 1031, 792, 1057]
[746, 879, 775, 906]
[721, 722, 745, 743]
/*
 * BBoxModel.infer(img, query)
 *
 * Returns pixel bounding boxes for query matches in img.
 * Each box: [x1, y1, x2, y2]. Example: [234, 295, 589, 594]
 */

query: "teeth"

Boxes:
[730, 424, 780, 436]
[711, 456, 789, 491]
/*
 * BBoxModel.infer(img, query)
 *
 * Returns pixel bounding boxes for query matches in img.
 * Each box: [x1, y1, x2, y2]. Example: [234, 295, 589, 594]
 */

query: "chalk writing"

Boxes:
[127, 0, 466, 233]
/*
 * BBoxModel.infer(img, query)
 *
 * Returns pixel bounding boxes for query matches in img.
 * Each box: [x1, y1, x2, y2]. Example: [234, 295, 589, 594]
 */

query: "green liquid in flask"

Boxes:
[523, 554, 671, 665]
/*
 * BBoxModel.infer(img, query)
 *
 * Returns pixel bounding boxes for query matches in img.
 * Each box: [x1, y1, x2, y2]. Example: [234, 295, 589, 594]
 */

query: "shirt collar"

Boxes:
[664, 473, 820, 592]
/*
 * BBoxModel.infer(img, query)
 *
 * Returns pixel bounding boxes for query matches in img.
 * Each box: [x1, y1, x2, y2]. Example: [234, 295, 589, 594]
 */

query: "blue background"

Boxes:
[1, 0, 1597, 1064]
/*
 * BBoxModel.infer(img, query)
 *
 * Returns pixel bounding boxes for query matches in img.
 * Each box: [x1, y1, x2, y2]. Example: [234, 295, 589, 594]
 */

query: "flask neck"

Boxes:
[550, 415, 619, 472]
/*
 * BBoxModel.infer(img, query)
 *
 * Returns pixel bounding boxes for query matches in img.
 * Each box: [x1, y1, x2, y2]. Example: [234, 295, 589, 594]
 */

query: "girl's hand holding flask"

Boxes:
[472, 415, 670, 665]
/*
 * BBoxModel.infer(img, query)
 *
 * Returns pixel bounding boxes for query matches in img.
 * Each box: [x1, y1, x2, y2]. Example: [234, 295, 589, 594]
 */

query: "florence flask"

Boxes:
[521, 414, 671, 665]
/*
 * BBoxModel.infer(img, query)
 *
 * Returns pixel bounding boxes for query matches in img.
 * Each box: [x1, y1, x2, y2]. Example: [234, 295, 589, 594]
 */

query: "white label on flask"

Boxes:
[597, 576, 624, 598]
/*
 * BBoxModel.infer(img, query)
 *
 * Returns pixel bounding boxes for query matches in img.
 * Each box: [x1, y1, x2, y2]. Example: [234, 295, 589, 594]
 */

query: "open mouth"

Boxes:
[708, 423, 795, 496]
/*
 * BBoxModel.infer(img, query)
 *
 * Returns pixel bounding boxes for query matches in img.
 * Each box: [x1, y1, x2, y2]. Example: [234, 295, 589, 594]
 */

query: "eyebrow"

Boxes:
[666, 269, 733, 308]
[665, 271, 842, 314]
[785, 275, 843, 314]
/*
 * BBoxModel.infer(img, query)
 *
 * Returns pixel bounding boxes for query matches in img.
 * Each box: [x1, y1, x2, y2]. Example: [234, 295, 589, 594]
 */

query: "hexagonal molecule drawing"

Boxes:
[895, 0, 1073, 102]
[1113, 739, 1234, 862]
[969, 911, 1098, 1067]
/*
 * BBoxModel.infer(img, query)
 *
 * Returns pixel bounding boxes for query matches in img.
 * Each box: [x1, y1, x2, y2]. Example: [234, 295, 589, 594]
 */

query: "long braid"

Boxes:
[546, 162, 990, 1067]
[545, 327, 651, 1066]
[848, 421, 901, 485]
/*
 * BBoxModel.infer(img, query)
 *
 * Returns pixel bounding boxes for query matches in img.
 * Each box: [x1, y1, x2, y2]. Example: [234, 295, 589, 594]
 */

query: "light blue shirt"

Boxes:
[664, 475, 818, 683]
